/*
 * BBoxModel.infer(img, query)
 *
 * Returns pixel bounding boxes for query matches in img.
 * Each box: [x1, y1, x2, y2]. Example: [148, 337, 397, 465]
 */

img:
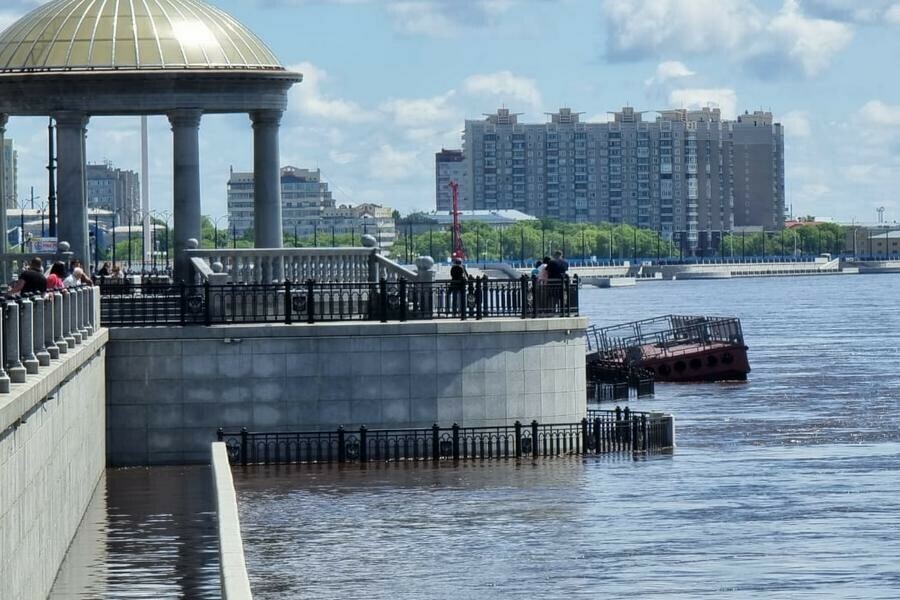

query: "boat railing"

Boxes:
[587, 315, 744, 362]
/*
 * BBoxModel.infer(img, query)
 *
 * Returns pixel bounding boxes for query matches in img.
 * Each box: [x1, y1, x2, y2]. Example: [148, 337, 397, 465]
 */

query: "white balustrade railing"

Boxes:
[186, 247, 425, 284]
[0, 285, 100, 394]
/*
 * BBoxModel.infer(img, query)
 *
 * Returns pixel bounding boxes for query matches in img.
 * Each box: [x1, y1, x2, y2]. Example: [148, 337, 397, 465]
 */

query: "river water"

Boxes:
[234, 275, 900, 599]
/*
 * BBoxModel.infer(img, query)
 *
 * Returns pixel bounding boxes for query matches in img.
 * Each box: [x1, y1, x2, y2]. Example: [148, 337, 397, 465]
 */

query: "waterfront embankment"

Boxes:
[212, 442, 253, 600]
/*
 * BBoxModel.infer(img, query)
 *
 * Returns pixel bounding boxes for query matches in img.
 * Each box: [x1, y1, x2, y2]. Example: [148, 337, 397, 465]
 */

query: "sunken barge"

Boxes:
[586, 315, 750, 387]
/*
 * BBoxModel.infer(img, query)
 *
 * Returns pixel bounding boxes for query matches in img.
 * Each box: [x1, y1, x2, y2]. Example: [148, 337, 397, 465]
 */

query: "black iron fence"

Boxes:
[216, 409, 672, 466]
[586, 359, 655, 402]
[100, 275, 579, 327]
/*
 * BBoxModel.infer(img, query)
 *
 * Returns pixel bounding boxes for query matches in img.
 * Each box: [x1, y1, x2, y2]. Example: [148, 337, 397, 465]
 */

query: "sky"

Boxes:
[3, 0, 900, 224]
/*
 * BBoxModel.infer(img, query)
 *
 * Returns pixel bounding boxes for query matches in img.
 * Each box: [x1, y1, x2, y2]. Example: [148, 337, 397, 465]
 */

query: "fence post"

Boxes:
[460, 282, 468, 322]
[452, 423, 460, 461]
[581, 418, 588, 454]
[44, 295, 58, 360]
[514, 420, 522, 458]
[563, 275, 571, 317]
[615, 406, 622, 450]
[284, 280, 293, 325]
[520, 276, 529, 319]
[623, 406, 632, 449]
[359, 425, 368, 463]
[377, 278, 387, 323]
[337, 426, 346, 463]
[203, 281, 212, 326]
[5, 303, 25, 384]
[531, 420, 539, 458]
[593, 417, 602, 454]
[240, 427, 248, 466]
[641, 414, 648, 452]
[475, 276, 484, 320]
[302, 279, 314, 323]
[399, 278, 408, 322]
[431, 423, 440, 461]
[572, 274, 579, 315]
[217, 428, 224, 442]
[531, 277, 538, 318]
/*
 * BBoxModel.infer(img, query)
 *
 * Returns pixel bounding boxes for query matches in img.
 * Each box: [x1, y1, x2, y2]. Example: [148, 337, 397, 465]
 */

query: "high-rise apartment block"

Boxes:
[2, 139, 17, 209]
[447, 107, 785, 248]
[227, 166, 395, 245]
[86, 162, 140, 221]
[228, 166, 334, 237]
[435, 149, 467, 212]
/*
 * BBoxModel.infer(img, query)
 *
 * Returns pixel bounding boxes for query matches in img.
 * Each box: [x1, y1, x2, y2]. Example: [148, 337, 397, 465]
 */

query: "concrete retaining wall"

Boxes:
[107, 318, 587, 466]
[0, 332, 108, 600]
[212, 442, 253, 600]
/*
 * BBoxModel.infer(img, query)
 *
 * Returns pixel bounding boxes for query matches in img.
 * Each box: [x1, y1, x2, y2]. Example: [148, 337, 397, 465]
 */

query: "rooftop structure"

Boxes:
[0, 0, 302, 282]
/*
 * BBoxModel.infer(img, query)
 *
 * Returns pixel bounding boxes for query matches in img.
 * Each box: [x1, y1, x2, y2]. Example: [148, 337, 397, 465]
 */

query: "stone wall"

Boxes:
[107, 318, 587, 466]
[0, 332, 108, 600]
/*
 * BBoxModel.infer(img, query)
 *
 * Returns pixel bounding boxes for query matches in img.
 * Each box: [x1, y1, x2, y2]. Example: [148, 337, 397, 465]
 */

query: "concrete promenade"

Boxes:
[106, 317, 587, 466]
[212, 442, 253, 600]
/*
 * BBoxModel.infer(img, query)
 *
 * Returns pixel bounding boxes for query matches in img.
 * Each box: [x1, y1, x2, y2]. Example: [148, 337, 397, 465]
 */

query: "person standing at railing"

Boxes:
[64, 267, 92, 288]
[8, 257, 47, 295]
[449, 258, 467, 316]
[546, 250, 569, 313]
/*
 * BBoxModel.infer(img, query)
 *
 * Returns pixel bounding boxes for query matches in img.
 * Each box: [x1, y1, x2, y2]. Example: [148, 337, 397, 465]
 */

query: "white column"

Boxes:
[251, 109, 283, 249]
[54, 111, 90, 265]
[169, 109, 203, 283]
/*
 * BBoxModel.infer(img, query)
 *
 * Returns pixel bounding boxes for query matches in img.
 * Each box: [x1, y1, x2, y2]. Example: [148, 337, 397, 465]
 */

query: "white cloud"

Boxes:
[760, 0, 853, 77]
[886, 4, 900, 24]
[287, 62, 375, 123]
[668, 88, 738, 119]
[463, 71, 542, 108]
[859, 100, 900, 126]
[383, 0, 518, 37]
[379, 91, 457, 127]
[328, 150, 356, 165]
[602, 0, 852, 79]
[644, 60, 695, 86]
[370, 144, 418, 182]
[780, 110, 811, 137]
[801, 182, 831, 197]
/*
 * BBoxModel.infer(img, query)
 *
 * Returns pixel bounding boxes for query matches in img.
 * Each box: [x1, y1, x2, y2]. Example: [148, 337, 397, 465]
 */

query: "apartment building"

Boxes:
[86, 162, 140, 221]
[453, 106, 784, 249]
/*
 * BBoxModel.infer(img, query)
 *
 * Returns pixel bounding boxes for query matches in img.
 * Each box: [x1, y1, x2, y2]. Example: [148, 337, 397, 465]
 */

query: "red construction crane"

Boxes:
[449, 180, 466, 260]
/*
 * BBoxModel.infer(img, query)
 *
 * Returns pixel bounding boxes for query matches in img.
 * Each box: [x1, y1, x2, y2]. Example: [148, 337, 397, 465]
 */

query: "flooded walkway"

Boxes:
[49, 467, 220, 599]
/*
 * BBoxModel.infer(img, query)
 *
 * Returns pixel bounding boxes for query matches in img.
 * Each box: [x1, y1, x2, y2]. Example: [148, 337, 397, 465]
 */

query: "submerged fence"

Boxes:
[217, 408, 673, 466]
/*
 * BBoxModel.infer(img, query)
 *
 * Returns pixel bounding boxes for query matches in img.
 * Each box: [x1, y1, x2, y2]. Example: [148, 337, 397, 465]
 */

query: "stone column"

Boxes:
[251, 109, 283, 249]
[0, 114, 8, 284]
[54, 111, 90, 265]
[169, 109, 203, 283]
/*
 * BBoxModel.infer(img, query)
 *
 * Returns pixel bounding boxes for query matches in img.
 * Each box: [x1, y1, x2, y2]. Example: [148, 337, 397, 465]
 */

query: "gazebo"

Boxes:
[0, 0, 301, 281]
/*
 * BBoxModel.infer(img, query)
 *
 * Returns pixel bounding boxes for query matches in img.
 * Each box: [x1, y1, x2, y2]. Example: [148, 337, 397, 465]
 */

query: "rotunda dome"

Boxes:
[0, 0, 283, 73]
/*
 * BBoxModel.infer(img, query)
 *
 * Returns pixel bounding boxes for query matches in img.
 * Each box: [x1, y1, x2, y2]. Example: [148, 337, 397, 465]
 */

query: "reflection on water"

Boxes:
[235, 276, 900, 599]
[49, 467, 220, 599]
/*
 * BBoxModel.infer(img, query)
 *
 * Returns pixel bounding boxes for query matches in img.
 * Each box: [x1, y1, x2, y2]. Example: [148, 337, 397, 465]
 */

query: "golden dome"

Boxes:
[0, 0, 284, 73]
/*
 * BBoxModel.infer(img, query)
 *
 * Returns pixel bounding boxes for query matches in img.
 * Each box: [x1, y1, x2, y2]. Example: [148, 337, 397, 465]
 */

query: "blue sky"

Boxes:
[3, 0, 900, 223]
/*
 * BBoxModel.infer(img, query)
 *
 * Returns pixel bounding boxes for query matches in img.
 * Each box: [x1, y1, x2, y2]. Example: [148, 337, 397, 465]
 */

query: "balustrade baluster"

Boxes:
[19, 297, 39, 375]
[70, 289, 83, 345]
[77, 287, 90, 340]
[32, 296, 49, 367]
[62, 291, 76, 349]
[0, 303, 9, 393]
[54, 291, 68, 354]
[5, 302, 26, 383]
[44, 294, 59, 360]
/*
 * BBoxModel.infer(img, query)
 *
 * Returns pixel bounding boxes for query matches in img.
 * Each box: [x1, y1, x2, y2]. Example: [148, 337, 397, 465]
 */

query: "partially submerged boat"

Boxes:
[586, 315, 750, 383]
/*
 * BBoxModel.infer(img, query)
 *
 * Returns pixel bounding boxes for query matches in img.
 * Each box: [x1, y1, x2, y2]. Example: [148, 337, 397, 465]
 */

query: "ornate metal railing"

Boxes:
[99, 275, 579, 326]
[216, 409, 673, 466]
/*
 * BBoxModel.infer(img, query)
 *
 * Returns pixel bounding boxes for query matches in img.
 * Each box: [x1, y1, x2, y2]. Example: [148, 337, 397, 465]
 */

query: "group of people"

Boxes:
[530, 250, 570, 282]
[8, 258, 95, 296]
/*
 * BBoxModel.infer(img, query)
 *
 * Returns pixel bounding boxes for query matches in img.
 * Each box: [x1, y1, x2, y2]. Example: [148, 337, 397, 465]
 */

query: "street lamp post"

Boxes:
[212, 215, 228, 249]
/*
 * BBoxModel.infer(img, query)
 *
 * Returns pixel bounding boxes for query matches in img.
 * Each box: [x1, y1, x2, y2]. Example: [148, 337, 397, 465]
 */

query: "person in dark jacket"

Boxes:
[9, 258, 47, 295]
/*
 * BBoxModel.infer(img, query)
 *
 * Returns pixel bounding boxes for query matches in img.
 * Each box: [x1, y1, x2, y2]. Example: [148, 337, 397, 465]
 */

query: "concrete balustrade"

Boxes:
[186, 247, 421, 285]
[34, 296, 51, 367]
[0, 286, 100, 394]
[63, 290, 77, 349]
[0, 307, 8, 393]
[19, 297, 39, 375]
[5, 302, 25, 383]
[71, 289, 83, 345]
[54, 290, 67, 354]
